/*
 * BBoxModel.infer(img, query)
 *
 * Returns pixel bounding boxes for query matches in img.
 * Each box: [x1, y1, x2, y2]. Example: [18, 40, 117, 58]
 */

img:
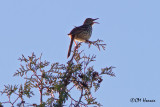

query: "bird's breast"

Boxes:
[75, 27, 92, 42]
[68, 26, 92, 42]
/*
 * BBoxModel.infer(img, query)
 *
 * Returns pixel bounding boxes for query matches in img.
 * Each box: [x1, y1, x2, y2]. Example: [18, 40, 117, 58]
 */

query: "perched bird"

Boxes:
[67, 18, 99, 58]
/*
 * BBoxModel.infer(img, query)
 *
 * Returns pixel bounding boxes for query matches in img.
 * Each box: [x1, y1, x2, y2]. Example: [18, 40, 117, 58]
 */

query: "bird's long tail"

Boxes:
[67, 35, 74, 58]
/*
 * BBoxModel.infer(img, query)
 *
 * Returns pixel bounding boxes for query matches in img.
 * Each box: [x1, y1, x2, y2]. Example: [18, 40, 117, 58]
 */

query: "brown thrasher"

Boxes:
[67, 18, 99, 58]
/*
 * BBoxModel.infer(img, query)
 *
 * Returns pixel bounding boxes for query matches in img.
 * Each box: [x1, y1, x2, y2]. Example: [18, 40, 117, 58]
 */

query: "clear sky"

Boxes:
[0, 0, 160, 107]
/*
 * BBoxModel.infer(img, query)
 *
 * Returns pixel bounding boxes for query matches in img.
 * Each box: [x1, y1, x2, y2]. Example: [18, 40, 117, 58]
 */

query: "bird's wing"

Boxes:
[68, 25, 88, 35]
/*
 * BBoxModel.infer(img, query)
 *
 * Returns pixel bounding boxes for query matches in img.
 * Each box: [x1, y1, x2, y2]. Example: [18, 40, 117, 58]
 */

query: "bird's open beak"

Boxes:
[93, 18, 99, 24]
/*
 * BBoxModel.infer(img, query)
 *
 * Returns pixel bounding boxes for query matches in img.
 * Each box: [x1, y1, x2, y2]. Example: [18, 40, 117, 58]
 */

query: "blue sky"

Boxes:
[0, 0, 160, 107]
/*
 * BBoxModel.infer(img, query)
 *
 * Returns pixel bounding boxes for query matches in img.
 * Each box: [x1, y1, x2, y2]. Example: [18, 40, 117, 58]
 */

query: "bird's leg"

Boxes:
[85, 40, 92, 44]
[74, 40, 77, 46]
[74, 40, 79, 50]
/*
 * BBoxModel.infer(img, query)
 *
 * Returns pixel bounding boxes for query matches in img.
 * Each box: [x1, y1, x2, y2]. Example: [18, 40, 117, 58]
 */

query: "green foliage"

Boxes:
[0, 39, 115, 107]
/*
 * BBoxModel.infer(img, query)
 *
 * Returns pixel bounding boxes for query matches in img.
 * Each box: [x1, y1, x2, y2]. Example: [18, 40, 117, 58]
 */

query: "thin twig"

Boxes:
[75, 88, 83, 107]
[68, 42, 82, 63]
[68, 85, 75, 92]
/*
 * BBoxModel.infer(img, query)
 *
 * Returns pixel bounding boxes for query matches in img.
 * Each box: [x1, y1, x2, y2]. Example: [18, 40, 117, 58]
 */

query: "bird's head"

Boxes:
[83, 18, 99, 25]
